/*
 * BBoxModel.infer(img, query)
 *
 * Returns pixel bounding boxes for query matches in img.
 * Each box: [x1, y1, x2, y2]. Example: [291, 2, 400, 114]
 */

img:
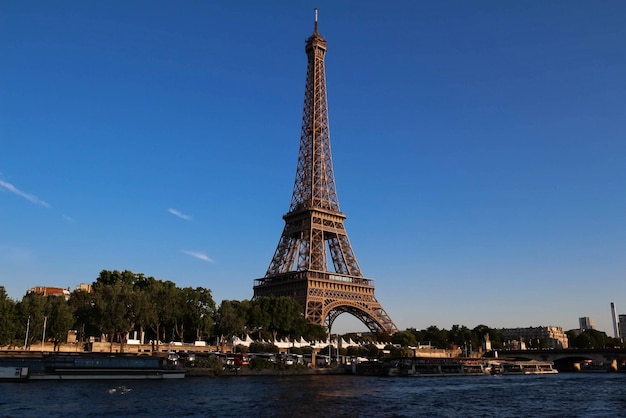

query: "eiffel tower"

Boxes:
[253, 10, 397, 335]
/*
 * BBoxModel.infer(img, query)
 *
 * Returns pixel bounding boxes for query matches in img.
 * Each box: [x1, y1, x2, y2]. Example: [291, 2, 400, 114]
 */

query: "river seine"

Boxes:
[2, 373, 625, 417]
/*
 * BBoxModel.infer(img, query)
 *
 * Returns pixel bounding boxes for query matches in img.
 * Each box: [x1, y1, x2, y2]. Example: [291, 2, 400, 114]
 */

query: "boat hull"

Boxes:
[29, 369, 186, 380]
[0, 353, 185, 380]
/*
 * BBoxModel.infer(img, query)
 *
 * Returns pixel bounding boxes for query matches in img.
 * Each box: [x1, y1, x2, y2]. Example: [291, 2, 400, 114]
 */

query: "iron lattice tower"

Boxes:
[253, 11, 397, 335]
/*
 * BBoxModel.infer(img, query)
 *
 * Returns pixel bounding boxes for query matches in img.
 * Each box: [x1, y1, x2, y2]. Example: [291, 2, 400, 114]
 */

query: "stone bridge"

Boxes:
[499, 348, 626, 371]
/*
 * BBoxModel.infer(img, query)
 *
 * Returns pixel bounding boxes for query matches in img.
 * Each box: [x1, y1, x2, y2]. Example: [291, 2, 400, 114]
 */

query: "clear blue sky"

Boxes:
[2, 1, 625, 335]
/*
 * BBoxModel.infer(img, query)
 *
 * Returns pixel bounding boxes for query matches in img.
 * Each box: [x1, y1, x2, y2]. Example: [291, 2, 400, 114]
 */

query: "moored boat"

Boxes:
[579, 360, 609, 373]
[0, 366, 29, 381]
[496, 360, 558, 375]
[0, 352, 185, 380]
[354, 358, 491, 377]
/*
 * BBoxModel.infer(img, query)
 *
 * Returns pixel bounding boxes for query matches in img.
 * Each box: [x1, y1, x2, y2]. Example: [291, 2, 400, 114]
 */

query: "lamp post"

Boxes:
[24, 315, 30, 350]
[41, 316, 48, 352]
[328, 335, 332, 361]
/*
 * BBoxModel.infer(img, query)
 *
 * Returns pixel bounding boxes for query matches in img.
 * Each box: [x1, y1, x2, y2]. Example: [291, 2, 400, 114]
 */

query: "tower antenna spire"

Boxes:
[314, 8, 319, 32]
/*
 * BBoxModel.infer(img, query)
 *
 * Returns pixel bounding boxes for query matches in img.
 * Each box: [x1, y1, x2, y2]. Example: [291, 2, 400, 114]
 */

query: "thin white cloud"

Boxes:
[168, 208, 192, 221]
[0, 180, 51, 208]
[181, 250, 214, 263]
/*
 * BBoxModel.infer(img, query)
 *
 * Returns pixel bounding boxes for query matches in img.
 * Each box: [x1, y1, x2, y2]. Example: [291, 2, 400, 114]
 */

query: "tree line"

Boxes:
[0, 269, 327, 351]
[0, 269, 622, 351]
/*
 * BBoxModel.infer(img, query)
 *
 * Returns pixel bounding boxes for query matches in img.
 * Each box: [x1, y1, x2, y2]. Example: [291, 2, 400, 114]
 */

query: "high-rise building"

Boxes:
[611, 302, 619, 338]
[618, 314, 626, 341]
[578, 317, 595, 330]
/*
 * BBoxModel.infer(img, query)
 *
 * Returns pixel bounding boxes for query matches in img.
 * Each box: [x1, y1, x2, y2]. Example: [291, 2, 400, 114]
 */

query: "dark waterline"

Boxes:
[2, 373, 626, 417]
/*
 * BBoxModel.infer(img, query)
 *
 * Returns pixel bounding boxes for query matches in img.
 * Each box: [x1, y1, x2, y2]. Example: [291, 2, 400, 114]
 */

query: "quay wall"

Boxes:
[1, 342, 461, 358]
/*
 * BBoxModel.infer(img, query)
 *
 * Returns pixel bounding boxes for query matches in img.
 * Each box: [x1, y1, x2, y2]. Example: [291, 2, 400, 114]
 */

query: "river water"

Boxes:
[1, 373, 625, 417]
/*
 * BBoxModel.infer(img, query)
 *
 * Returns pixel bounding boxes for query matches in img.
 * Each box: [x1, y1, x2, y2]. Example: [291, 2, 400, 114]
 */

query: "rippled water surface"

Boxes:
[2, 373, 626, 417]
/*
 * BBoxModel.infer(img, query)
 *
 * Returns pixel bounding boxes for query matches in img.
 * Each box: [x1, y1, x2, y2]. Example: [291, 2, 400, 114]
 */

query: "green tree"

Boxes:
[255, 296, 305, 341]
[302, 323, 327, 342]
[140, 278, 182, 349]
[93, 269, 150, 350]
[363, 343, 381, 358]
[130, 288, 156, 345]
[95, 269, 143, 287]
[17, 293, 47, 348]
[391, 330, 418, 347]
[472, 324, 504, 350]
[0, 286, 18, 345]
[215, 300, 249, 339]
[68, 289, 100, 343]
[417, 326, 448, 349]
[45, 296, 75, 346]
[448, 324, 476, 351]
[249, 341, 279, 353]
[92, 280, 137, 352]
[179, 286, 215, 342]
[153, 280, 183, 343]
[570, 329, 613, 349]
[384, 344, 402, 357]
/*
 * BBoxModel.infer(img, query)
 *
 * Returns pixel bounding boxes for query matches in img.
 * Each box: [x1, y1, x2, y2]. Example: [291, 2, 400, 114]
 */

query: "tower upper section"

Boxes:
[289, 10, 340, 214]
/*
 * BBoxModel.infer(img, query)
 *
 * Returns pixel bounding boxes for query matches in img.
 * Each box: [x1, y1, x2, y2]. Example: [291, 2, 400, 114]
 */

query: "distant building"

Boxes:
[619, 315, 626, 341]
[500, 326, 569, 349]
[75, 283, 93, 293]
[611, 303, 619, 338]
[26, 286, 70, 301]
[578, 317, 595, 331]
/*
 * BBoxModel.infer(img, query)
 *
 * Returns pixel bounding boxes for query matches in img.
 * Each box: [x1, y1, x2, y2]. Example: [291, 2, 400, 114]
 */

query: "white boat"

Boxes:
[0, 366, 29, 381]
[497, 360, 558, 375]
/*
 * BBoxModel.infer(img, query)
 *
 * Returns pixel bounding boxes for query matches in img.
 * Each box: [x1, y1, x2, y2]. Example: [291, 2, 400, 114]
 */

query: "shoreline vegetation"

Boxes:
[2, 274, 622, 360]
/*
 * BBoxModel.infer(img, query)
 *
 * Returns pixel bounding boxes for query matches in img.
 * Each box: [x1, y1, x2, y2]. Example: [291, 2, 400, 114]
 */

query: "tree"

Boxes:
[138, 278, 182, 349]
[45, 296, 75, 346]
[391, 330, 417, 347]
[0, 286, 18, 346]
[92, 269, 149, 351]
[92, 280, 138, 352]
[130, 288, 156, 345]
[302, 323, 327, 342]
[249, 341, 279, 353]
[215, 300, 249, 339]
[68, 289, 99, 343]
[179, 287, 215, 342]
[472, 324, 504, 350]
[417, 326, 448, 349]
[17, 293, 47, 348]
[153, 280, 183, 344]
[448, 324, 476, 351]
[254, 296, 305, 341]
[570, 329, 613, 349]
